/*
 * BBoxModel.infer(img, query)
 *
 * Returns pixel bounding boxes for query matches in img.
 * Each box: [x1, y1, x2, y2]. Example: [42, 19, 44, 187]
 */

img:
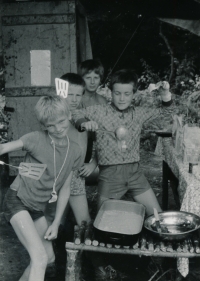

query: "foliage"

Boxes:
[173, 58, 198, 95]
[137, 59, 161, 90]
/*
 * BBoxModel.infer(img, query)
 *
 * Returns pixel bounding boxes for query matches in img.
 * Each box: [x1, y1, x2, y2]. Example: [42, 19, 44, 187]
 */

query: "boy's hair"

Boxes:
[110, 69, 138, 92]
[35, 95, 70, 125]
[78, 59, 104, 81]
[60, 73, 85, 87]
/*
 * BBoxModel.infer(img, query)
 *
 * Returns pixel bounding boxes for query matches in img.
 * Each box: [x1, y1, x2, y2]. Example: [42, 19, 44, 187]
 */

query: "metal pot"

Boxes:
[144, 211, 200, 241]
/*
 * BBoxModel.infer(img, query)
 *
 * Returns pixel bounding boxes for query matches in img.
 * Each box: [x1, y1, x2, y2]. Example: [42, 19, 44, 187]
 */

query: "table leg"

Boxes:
[65, 249, 82, 281]
[169, 169, 180, 209]
[162, 161, 170, 210]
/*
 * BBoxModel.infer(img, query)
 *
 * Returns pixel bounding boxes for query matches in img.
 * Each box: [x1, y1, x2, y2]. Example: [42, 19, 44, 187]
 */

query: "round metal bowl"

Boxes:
[144, 211, 200, 241]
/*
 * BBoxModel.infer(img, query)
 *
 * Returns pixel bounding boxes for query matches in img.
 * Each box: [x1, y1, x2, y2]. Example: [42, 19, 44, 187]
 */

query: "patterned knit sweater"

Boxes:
[73, 103, 174, 166]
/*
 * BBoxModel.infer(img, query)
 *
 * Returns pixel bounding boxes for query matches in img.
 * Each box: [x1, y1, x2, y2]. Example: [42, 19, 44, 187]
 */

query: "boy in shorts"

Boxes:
[1, 96, 82, 281]
[73, 69, 173, 215]
[45, 73, 97, 226]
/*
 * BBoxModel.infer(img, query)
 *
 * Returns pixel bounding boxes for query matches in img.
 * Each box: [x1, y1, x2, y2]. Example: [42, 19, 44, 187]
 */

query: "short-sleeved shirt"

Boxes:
[10, 131, 82, 212]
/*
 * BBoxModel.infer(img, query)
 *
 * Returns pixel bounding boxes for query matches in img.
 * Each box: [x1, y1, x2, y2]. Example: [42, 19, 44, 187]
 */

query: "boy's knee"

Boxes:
[32, 250, 49, 268]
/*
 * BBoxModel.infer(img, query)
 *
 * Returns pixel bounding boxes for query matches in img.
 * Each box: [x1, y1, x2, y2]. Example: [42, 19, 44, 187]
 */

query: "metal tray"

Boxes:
[93, 200, 145, 246]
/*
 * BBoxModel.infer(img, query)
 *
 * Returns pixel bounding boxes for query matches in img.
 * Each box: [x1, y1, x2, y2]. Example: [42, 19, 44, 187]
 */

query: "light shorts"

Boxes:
[3, 188, 44, 222]
[70, 169, 86, 196]
[98, 162, 151, 200]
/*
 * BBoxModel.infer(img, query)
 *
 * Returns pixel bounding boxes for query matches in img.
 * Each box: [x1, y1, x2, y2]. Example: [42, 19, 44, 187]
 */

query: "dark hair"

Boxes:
[78, 59, 104, 81]
[60, 73, 85, 87]
[110, 69, 138, 92]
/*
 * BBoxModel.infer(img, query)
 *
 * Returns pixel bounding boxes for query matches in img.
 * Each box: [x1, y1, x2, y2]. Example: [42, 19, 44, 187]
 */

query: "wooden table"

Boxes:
[65, 227, 200, 281]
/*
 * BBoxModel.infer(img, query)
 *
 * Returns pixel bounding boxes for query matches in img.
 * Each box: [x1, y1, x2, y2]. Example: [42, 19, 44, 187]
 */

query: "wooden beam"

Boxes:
[2, 14, 75, 26]
[5, 87, 56, 97]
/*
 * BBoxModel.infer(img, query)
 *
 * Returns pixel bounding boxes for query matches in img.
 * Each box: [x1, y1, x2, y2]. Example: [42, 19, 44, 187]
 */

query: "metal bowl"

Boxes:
[144, 211, 200, 241]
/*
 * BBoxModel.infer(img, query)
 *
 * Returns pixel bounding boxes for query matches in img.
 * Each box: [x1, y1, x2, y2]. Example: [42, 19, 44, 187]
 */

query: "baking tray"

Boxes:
[93, 200, 145, 246]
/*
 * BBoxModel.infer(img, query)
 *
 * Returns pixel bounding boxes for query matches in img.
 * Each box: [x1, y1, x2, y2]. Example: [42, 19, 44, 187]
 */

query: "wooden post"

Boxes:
[65, 248, 82, 281]
[162, 161, 170, 210]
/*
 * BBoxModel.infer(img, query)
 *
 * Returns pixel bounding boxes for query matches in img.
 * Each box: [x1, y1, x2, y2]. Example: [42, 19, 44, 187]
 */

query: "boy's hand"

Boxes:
[44, 222, 59, 241]
[81, 121, 98, 132]
[159, 81, 171, 102]
[78, 162, 97, 177]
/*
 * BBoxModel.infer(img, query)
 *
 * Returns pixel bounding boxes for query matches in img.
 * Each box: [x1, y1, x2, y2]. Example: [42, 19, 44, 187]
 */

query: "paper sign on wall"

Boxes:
[30, 50, 51, 86]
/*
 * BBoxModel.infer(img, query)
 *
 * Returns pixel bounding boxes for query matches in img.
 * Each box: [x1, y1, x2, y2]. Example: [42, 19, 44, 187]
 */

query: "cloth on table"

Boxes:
[155, 137, 200, 277]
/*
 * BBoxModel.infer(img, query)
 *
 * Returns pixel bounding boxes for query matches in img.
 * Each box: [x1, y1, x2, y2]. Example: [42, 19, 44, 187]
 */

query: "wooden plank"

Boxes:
[69, 22, 77, 73]
[67, 1, 77, 72]
[162, 160, 169, 210]
[65, 242, 200, 258]
[5, 87, 55, 97]
[2, 14, 75, 26]
[2, 1, 75, 16]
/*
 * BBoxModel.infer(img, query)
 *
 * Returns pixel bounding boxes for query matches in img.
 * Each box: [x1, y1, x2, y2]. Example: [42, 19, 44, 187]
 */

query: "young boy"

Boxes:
[78, 59, 107, 108]
[1, 96, 82, 281]
[78, 59, 108, 164]
[45, 73, 97, 226]
[73, 69, 173, 215]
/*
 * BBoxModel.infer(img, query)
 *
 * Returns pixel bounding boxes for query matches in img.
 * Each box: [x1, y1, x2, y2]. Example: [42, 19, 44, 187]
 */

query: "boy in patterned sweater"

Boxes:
[73, 69, 173, 215]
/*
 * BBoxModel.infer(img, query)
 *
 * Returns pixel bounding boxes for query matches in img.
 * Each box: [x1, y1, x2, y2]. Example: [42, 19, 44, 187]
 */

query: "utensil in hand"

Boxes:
[153, 208, 163, 233]
[0, 160, 47, 180]
[55, 78, 69, 98]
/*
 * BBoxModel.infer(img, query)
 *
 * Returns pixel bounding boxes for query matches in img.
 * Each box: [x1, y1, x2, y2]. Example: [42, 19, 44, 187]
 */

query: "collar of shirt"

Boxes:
[110, 103, 134, 113]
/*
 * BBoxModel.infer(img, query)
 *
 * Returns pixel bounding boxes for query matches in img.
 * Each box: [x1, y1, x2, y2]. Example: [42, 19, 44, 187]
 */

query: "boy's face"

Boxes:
[44, 113, 70, 140]
[67, 84, 84, 111]
[112, 83, 135, 110]
[82, 70, 101, 93]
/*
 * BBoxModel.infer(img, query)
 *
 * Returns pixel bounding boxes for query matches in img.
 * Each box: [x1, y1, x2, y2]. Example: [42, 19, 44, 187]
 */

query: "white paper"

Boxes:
[30, 50, 51, 86]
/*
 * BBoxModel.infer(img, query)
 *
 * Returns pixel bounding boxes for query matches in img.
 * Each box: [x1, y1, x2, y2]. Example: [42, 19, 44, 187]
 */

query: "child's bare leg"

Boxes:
[69, 195, 91, 225]
[134, 188, 162, 216]
[10, 211, 51, 281]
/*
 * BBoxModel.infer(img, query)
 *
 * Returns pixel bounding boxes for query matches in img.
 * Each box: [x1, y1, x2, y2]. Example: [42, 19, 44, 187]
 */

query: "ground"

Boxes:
[0, 148, 198, 281]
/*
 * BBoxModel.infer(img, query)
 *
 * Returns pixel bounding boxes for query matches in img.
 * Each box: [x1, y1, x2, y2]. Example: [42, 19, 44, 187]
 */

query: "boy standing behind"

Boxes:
[45, 73, 97, 226]
[78, 59, 108, 164]
[78, 59, 107, 108]
[73, 69, 173, 215]
[60, 73, 98, 224]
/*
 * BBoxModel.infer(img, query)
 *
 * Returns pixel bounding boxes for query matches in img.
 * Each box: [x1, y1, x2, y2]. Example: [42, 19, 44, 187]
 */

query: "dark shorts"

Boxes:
[3, 188, 44, 222]
[98, 162, 151, 199]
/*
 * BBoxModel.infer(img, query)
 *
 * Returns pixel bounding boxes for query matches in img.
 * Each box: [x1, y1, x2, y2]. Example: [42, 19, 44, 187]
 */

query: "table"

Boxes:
[155, 137, 200, 217]
[65, 226, 200, 281]
[155, 137, 200, 277]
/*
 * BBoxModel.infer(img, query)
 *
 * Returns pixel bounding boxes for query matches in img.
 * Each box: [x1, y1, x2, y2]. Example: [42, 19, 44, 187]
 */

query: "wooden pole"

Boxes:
[65, 249, 82, 281]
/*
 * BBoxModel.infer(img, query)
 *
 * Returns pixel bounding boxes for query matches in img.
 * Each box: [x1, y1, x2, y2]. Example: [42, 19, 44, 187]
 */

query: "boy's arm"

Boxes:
[142, 83, 174, 126]
[44, 171, 72, 240]
[72, 105, 102, 132]
[0, 140, 23, 155]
